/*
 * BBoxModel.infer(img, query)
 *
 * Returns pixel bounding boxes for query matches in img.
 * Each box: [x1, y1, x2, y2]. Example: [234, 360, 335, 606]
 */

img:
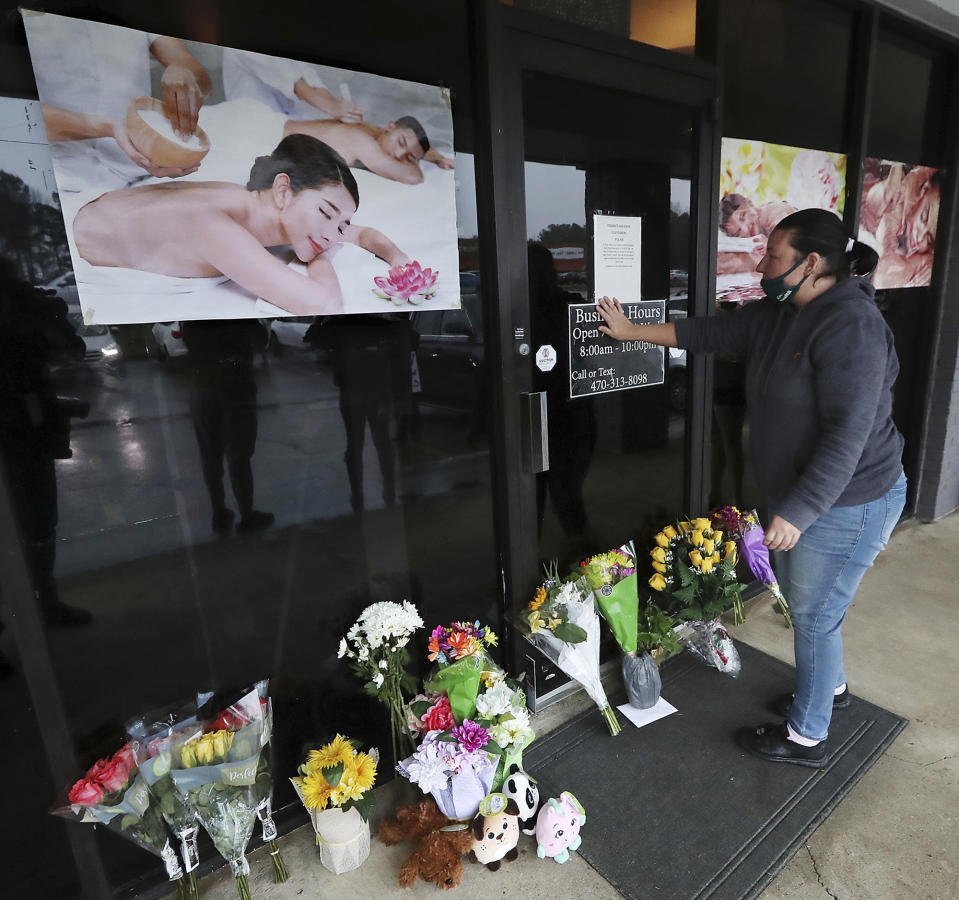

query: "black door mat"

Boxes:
[524, 641, 907, 900]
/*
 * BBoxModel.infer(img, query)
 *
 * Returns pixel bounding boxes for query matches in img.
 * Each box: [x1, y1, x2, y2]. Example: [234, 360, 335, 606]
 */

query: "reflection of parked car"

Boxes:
[43, 271, 80, 313]
[263, 316, 316, 354]
[411, 291, 484, 408]
[65, 312, 122, 371]
[150, 322, 188, 361]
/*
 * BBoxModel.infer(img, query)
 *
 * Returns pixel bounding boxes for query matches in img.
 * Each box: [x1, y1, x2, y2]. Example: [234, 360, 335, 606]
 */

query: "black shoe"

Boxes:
[237, 510, 274, 533]
[212, 508, 235, 536]
[43, 602, 93, 628]
[774, 686, 850, 719]
[737, 721, 828, 768]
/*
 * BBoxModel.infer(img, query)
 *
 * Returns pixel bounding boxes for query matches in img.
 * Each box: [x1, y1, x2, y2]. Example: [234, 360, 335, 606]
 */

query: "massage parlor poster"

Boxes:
[858, 158, 940, 290]
[717, 138, 846, 304]
[22, 11, 459, 324]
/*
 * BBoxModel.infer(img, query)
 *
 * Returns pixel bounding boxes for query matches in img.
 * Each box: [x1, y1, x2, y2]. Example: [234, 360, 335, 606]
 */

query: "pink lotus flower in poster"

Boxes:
[372, 261, 438, 306]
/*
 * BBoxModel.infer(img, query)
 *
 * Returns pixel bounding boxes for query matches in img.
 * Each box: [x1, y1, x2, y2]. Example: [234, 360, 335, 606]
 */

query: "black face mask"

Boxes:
[760, 256, 808, 303]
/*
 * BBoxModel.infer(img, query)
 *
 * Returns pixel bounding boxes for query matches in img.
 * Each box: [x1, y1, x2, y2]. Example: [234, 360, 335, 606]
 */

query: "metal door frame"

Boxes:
[470, 0, 721, 679]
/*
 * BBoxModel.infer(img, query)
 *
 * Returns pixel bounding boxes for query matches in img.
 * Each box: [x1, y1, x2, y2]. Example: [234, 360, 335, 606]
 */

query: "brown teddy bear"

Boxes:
[377, 798, 474, 889]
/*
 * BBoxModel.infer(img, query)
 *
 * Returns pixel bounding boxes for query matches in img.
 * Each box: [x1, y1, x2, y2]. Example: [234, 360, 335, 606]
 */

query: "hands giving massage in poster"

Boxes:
[23, 11, 456, 322]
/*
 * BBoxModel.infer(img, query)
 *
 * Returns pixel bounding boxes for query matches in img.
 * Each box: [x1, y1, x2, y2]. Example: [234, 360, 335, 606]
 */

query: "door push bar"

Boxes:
[520, 391, 549, 474]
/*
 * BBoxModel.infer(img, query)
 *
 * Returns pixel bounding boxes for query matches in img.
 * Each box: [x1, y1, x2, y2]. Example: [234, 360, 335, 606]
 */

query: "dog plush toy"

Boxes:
[377, 798, 474, 889]
[501, 764, 540, 835]
[535, 791, 586, 863]
[467, 793, 521, 871]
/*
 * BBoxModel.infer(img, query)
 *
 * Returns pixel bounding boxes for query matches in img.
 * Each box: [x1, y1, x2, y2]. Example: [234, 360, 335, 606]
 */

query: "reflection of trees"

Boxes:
[0, 170, 70, 283]
[536, 222, 587, 244]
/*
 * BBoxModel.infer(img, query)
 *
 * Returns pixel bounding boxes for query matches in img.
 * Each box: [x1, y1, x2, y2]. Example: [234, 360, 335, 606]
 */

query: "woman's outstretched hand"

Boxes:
[596, 296, 633, 341]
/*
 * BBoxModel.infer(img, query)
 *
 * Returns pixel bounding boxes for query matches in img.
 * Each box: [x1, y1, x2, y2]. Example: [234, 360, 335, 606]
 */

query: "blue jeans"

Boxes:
[774, 472, 907, 741]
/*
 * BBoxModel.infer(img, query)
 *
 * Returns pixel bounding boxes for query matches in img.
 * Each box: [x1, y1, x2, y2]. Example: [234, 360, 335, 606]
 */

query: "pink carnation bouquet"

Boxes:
[372, 261, 439, 306]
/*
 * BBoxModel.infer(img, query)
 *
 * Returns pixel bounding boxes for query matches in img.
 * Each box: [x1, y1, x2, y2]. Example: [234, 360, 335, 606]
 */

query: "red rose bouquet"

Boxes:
[126, 702, 204, 900]
[54, 742, 187, 897]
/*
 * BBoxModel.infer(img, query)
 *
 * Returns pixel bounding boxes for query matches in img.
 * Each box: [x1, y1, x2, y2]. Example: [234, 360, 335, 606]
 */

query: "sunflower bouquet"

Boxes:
[424, 620, 501, 724]
[291, 735, 378, 874]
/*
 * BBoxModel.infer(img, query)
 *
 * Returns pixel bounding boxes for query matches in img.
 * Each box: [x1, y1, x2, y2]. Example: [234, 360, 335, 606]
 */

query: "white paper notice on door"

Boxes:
[593, 214, 642, 303]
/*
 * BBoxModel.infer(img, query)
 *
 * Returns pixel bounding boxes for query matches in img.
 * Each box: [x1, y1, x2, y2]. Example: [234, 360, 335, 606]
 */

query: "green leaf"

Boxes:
[436, 733, 459, 743]
[346, 793, 376, 821]
[160, 792, 177, 817]
[410, 700, 430, 717]
[552, 622, 587, 643]
[120, 814, 138, 830]
[322, 762, 344, 788]
[483, 739, 504, 756]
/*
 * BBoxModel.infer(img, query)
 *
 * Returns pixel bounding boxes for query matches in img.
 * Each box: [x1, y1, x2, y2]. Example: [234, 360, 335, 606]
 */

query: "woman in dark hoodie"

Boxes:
[596, 208, 906, 768]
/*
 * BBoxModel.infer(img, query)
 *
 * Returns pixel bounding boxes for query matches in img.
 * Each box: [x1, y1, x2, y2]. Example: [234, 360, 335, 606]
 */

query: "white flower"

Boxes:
[402, 742, 449, 794]
[373, 672, 385, 688]
[358, 647, 369, 661]
[337, 638, 348, 659]
[490, 709, 532, 748]
[475, 683, 514, 719]
[555, 581, 584, 605]
[378, 660, 388, 670]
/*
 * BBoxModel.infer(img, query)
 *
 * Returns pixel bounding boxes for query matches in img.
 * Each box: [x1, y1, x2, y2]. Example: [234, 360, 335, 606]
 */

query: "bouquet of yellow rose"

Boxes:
[169, 688, 271, 900]
[648, 516, 746, 625]
[291, 735, 378, 874]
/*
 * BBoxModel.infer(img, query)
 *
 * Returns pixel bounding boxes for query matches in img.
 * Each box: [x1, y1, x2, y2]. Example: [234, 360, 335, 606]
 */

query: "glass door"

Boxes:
[475, 5, 719, 700]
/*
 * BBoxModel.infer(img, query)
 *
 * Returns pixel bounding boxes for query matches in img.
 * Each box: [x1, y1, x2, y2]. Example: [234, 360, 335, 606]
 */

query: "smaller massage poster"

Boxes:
[21, 10, 459, 324]
[858, 158, 940, 290]
[717, 138, 846, 304]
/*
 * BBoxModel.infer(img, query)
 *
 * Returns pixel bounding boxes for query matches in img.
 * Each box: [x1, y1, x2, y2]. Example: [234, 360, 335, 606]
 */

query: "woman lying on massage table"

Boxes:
[72, 134, 408, 315]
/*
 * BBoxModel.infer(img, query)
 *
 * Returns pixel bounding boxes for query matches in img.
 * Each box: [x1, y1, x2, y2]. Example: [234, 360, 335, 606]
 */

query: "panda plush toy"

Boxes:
[501, 764, 540, 835]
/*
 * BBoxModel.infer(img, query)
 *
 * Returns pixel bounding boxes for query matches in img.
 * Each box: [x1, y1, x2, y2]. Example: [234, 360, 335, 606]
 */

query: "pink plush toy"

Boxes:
[534, 791, 586, 863]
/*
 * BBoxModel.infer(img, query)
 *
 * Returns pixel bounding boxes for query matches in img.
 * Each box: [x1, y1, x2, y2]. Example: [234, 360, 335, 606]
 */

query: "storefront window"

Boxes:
[721, 0, 852, 153]
[501, 0, 696, 54]
[1, 3, 490, 896]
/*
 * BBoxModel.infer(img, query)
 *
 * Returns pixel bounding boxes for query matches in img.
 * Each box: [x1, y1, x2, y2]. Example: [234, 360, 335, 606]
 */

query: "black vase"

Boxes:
[622, 651, 662, 709]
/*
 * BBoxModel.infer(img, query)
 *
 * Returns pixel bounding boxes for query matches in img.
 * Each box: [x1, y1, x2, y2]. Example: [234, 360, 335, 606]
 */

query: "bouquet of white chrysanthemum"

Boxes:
[338, 600, 423, 764]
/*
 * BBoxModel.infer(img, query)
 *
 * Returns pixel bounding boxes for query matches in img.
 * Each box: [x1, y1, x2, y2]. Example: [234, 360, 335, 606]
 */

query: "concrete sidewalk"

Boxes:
[196, 513, 959, 900]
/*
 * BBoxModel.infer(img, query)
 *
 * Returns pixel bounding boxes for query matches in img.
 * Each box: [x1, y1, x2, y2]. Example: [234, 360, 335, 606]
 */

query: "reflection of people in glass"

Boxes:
[310, 315, 412, 513]
[72, 135, 410, 315]
[529, 244, 595, 551]
[182, 320, 274, 535]
[0, 259, 92, 630]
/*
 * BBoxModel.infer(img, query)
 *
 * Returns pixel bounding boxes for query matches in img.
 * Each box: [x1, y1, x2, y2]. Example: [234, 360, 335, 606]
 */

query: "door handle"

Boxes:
[520, 392, 549, 474]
